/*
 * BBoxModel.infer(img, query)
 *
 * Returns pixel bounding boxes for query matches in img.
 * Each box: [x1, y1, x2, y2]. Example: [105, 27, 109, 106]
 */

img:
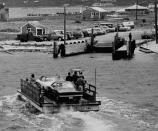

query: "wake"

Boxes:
[0, 94, 157, 131]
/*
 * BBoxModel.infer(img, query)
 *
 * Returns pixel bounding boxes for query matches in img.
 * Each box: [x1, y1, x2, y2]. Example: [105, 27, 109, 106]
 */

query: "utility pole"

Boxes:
[136, 0, 138, 20]
[155, 0, 158, 44]
[63, 4, 69, 46]
[64, 5, 66, 46]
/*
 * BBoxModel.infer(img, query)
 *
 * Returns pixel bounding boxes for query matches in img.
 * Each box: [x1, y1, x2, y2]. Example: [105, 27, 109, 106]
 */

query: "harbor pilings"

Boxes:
[53, 41, 59, 58]
[112, 39, 136, 60]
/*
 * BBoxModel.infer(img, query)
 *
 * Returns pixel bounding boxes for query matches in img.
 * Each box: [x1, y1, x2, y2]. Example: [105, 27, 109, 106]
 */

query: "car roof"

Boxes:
[100, 23, 113, 25]
[93, 27, 101, 29]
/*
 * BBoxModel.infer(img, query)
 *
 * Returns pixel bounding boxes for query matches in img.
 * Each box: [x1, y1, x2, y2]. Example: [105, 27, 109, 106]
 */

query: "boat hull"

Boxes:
[18, 90, 101, 113]
[56, 38, 90, 56]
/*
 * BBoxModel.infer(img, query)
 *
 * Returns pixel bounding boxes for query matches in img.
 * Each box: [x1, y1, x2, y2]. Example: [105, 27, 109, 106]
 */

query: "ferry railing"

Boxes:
[83, 84, 96, 101]
[20, 79, 42, 106]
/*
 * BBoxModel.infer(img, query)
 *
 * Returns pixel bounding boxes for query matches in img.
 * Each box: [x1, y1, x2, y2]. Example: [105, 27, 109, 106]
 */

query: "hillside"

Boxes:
[0, 0, 150, 7]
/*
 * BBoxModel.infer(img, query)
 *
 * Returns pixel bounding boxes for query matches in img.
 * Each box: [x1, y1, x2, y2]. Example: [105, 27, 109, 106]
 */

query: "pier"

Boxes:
[0, 33, 150, 59]
[112, 40, 136, 60]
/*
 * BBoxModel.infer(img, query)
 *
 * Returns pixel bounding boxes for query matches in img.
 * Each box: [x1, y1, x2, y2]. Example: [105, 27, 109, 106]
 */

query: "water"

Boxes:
[0, 49, 158, 131]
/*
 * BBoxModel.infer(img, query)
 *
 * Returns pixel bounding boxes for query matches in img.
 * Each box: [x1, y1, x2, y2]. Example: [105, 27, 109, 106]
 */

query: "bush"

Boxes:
[0, 28, 19, 32]
[75, 20, 81, 24]
[123, 17, 129, 21]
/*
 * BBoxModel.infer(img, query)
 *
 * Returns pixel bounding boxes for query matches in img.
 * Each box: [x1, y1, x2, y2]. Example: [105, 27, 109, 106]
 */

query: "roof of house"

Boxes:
[90, 7, 107, 12]
[22, 21, 45, 29]
[125, 4, 149, 10]
[116, 8, 126, 13]
[116, 4, 149, 12]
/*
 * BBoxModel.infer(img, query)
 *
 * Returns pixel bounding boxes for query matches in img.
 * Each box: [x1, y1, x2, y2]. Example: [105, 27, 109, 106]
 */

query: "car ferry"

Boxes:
[54, 38, 92, 57]
[17, 69, 101, 113]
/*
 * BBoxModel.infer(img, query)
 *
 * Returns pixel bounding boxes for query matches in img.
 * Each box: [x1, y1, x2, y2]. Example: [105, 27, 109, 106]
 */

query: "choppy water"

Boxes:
[0, 49, 158, 131]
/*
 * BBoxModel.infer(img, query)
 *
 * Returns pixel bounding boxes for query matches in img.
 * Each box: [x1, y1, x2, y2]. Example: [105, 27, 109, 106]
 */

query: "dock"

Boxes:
[92, 33, 149, 53]
[112, 34, 136, 60]
[139, 41, 158, 54]
[0, 34, 151, 59]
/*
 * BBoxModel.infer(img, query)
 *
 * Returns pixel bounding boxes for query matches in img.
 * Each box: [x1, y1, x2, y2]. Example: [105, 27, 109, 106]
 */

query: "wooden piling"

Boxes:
[53, 41, 58, 58]
[60, 44, 66, 57]
[112, 41, 116, 60]
[91, 28, 94, 47]
[112, 35, 136, 60]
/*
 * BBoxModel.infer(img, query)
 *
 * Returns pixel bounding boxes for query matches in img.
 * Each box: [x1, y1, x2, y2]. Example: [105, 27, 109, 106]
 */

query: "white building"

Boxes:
[116, 4, 149, 15]
[148, 3, 158, 12]
[92, 0, 116, 7]
[8, 6, 84, 19]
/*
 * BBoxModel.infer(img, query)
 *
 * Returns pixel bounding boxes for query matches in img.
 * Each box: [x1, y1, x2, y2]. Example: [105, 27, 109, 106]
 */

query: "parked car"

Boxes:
[72, 31, 84, 39]
[53, 30, 76, 40]
[99, 23, 115, 28]
[102, 25, 116, 33]
[122, 21, 135, 29]
[99, 22, 116, 32]
[82, 28, 93, 36]
[66, 31, 74, 40]
[17, 32, 43, 42]
[54, 30, 64, 34]
[117, 24, 131, 32]
[49, 31, 65, 41]
[93, 27, 106, 35]
[82, 30, 90, 37]
[38, 34, 51, 41]
[141, 32, 155, 39]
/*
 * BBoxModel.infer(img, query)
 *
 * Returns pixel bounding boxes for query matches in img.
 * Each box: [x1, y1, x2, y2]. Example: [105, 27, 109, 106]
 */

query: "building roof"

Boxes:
[116, 8, 126, 13]
[116, 4, 149, 13]
[148, 3, 158, 8]
[90, 7, 107, 12]
[22, 21, 45, 29]
[28, 21, 45, 28]
[125, 4, 149, 10]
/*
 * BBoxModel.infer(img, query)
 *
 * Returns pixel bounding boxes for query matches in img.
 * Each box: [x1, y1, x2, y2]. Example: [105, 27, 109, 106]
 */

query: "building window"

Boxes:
[37, 29, 43, 35]
[95, 12, 98, 16]
[27, 28, 31, 32]
[91, 12, 94, 18]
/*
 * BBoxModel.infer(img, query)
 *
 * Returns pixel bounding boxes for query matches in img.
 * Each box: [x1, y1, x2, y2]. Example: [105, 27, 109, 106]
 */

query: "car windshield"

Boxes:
[100, 23, 113, 28]
[54, 30, 64, 34]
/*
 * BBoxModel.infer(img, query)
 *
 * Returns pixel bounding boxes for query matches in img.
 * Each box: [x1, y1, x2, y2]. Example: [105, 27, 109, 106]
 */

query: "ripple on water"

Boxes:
[0, 94, 158, 131]
[98, 97, 158, 130]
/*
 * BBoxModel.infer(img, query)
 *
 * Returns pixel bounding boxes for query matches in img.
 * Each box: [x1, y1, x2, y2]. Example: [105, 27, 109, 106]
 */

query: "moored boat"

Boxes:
[54, 38, 92, 57]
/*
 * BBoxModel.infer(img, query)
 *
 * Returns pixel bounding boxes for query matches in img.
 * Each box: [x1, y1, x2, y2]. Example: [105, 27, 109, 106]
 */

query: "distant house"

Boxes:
[0, 3, 9, 21]
[0, 8, 9, 21]
[148, 3, 158, 12]
[8, 6, 83, 19]
[116, 4, 149, 15]
[82, 7, 107, 20]
[21, 21, 46, 36]
[125, 4, 149, 14]
[92, 0, 116, 7]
